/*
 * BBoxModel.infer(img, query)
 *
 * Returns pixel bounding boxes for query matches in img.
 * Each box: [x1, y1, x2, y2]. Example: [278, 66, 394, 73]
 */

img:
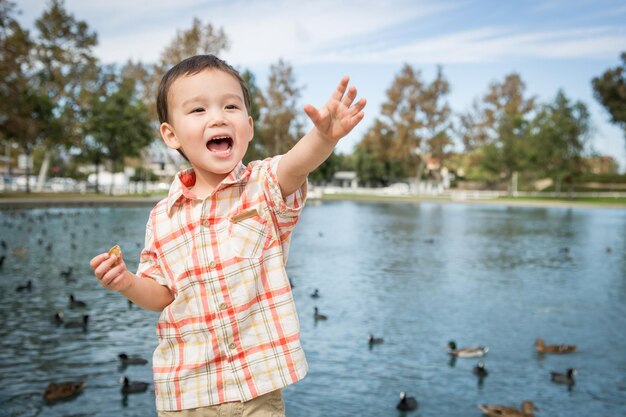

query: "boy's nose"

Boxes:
[207, 109, 227, 127]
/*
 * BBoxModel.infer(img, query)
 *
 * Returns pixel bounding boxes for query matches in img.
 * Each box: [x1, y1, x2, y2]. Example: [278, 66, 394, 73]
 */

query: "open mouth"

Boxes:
[206, 136, 233, 154]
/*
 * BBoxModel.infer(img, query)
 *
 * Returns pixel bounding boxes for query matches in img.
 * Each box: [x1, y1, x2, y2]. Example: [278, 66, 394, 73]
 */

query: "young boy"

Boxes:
[89, 55, 365, 416]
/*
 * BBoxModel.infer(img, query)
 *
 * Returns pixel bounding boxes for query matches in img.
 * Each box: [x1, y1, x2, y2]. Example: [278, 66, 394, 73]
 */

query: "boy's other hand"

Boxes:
[304, 76, 366, 143]
[89, 251, 132, 292]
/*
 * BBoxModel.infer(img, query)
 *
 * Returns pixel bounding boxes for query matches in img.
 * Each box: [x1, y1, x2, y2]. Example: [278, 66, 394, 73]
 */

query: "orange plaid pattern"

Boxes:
[136, 156, 308, 411]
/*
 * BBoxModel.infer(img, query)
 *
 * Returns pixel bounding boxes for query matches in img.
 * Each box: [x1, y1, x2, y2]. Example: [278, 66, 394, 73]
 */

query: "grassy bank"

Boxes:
[320, 192, 626, 208]
[1, 191, 625, 208]
[0, 191, 167, 199]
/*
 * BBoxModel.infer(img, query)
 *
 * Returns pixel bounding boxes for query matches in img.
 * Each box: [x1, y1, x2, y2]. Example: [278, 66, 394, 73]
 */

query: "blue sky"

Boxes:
[17, 0, 626, 170]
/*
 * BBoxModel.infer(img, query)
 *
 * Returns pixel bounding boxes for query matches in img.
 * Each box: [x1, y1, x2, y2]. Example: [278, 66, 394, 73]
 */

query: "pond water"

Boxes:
[0, 200, 625, 417]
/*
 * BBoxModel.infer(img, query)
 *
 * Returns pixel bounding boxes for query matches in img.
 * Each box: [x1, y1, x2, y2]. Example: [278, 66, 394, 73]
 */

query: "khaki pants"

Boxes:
[158, 390, 285, 417]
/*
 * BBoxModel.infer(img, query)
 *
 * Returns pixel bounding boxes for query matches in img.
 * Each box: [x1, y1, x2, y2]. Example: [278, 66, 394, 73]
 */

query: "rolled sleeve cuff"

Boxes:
[136, 247, 168, 288]
[265, 155, 307, 218]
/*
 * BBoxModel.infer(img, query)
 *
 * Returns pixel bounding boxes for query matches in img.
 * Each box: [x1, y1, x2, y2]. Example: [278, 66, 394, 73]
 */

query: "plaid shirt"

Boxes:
[136, 156, 308, 411]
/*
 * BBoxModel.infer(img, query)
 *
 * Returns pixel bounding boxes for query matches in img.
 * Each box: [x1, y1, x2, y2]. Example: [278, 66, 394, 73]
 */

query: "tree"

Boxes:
[592, 52, 626, 143]
[417, 66, 452, 181]
[308, 151, 342, 184]
[457, 100, 491, 151]
[480, 112, 531, 192]
[529, 90, 590, 193]
[31, 0, 99, 189]
[83, 71, 152, 194]
[124, 18, 231, 171]
[0, 0, 56, 192]
[241, 69, 266, 163]
[148, 17, 230, 117]
[158, 17, 229, 71]
[356, 64, 452, 187]
[357, 119, 405, 185]
[468, 73, 536, 192]
[256, 59, 304, 156]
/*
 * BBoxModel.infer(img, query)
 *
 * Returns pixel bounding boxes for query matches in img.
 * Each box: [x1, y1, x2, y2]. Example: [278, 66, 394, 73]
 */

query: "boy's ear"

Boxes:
[160, 122, 181, 150]
[247, 116, 254, 142]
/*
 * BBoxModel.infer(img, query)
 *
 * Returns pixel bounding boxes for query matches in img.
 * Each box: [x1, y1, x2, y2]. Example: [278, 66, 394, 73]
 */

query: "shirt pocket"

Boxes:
[228, 208, 270, 259]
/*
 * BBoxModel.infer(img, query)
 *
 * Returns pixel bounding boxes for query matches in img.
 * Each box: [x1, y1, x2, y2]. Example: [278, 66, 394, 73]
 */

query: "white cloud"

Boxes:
[305, 26, 626, 64]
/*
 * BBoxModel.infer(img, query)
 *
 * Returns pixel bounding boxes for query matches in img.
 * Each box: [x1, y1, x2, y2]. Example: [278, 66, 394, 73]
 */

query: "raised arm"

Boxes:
[277, 76, 366, 197]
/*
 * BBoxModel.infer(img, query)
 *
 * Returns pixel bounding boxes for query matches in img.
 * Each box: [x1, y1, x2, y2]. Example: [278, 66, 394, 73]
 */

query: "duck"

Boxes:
[60, 266, 74, 281]
[310, 289, 320, 298]
[478, 400, 538, 417]
[396, 391, 418, 411]
[16, 280, 32, 292]
[64, 315, 89, 330]
[368, 334, 384, 346]
[448, 341, 489, 358]
[551, 368, 576, 385]
[473, 361, 489, 378]
[51, 311, 64, 325]
[118, 353, 148, 366]
[120, 376, 149, 394]
[69, 294, 87, 308]
[11, 246, 27, 256]
[313, 307, 327, 321]
[534, 338, 576, 354]
[43, 380, 85, 402]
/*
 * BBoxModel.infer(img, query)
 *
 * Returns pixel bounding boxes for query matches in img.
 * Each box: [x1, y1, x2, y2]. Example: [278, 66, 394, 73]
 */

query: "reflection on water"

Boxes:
[1, 201, 625, 417]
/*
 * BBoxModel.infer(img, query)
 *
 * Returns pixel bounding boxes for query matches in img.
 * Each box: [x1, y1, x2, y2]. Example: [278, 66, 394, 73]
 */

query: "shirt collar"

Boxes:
[166, 162, 249, 216]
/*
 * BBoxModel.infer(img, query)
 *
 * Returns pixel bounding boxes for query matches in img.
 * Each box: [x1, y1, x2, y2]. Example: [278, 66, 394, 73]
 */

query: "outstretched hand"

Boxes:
[304, 76, 366, 143]
[90, 251, 132, 292]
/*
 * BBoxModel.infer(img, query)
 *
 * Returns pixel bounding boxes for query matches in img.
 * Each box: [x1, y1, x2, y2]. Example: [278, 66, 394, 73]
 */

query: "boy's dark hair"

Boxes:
[156, 55, 251, 161]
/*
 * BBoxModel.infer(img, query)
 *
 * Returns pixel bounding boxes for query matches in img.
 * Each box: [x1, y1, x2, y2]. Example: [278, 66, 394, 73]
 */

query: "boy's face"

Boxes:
[160, 69, 253, 184]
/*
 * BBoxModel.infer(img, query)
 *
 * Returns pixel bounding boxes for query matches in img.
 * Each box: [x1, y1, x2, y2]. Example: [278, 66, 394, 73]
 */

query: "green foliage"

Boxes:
[157, 17, 229, 70]
[463, 73, 537, 192]
[83, 72, 152, 193]
[528, 90, 590, 192]
[575, 172, 626, 183]
[241, 69, 268, 164]
[308, 151, 349, 184]
[33, 0, 99, 147]
[356, 64, 451, 185]
[592, 52, 626, 139]
[256, 59, 303, 156]
[130, 167, 159, 182]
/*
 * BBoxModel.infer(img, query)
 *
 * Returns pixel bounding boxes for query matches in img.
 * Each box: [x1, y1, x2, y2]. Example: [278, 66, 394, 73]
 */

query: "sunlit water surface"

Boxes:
[1, 201, 625, 417]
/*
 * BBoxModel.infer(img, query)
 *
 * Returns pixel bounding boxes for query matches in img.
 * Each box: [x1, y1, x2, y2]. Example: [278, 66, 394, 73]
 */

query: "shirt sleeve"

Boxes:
[263, 155, 307, 223]
[260, 156, 307, 263]
[135, 214, 168, 287]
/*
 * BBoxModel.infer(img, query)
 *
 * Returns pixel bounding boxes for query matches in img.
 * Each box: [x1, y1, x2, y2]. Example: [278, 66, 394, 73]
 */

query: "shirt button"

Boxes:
[228, 342, 236, 350]
[202, 220, 210, 227]
[209, 260, 216, 269]
[219, 302, 227, 310]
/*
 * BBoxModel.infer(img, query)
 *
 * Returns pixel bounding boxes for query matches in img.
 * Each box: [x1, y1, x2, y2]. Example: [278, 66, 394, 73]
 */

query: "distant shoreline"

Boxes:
[1, 193, 625, 210]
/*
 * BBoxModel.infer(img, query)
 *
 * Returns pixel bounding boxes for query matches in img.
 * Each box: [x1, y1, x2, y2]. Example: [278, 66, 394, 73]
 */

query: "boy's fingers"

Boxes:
[101, 263, 125, 286]
[352, 98, 367, 113]
[89, 253, 109, 269]
[341, 85, 358, 108]
[94, 255, 118, 279]
[304, 104, 321, 124]
[331, 76, 349, 102]
[351, 111, 365, 126]
[347, 98, 366, 115]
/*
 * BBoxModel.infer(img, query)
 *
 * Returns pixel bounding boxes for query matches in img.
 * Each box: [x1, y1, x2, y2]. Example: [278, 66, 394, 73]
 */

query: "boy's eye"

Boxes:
[191, 108, 204, 113]
[225, 104, 239, 110]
